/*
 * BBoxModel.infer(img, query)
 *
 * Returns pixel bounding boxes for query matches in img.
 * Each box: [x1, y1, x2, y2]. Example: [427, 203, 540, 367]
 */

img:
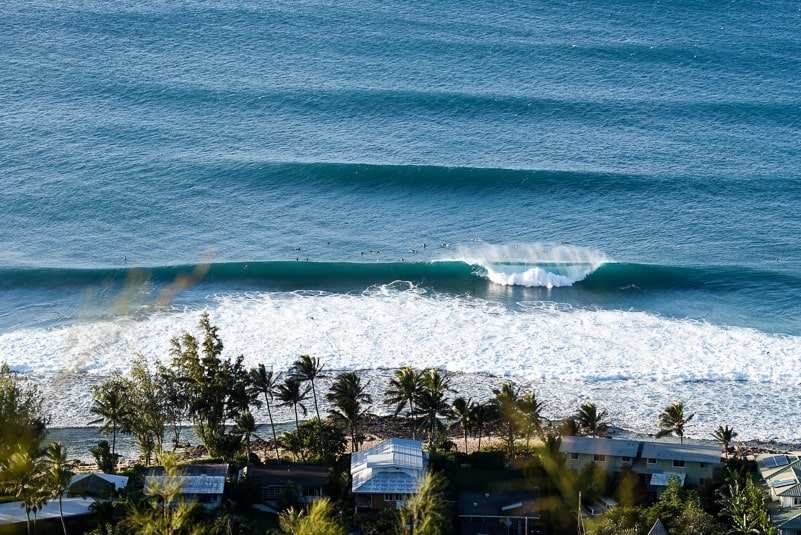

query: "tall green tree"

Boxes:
[44, 442, 74, 535]
[250, 363, 281, 459]
[291, 355, 326, 422]
[276, 375, 312, 460]
[385, 366, 423, 440]
[451, 397, 475, 453]
[1, 445, 47, 535]
[0, 363, 48, 462]
[326, 371, 372, 452]
[233, 410, 257, 461]
[493, 381, 521, 459]
[89, 373, 129, 469]
[470, 401, 499, 452]
[656, 401, 694, 444]
[518, 391, 546, 450]
[712, 425, 738, 460]
[124, 357, 170, 465]
[415, 369, 453, 445]
[169, 312, 253, 458]
[577, 402, 611, 438]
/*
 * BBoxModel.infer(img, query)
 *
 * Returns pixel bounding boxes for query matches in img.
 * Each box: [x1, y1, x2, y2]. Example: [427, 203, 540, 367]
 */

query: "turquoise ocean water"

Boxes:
[2, 0, 801, 445]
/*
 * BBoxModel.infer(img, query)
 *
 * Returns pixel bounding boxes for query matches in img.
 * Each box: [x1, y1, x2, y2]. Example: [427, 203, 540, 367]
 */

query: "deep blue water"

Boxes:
[2, 0, 801, 439]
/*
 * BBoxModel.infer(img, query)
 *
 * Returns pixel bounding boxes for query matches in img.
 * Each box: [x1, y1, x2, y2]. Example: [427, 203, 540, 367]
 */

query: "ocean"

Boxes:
[2, 0, 801, 451]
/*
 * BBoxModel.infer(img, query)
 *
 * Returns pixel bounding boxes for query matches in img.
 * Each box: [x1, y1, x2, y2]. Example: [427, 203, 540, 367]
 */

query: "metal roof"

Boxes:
[640, 442, 720, 464]
[351, 438, 427, 495]
[559, 436, 640, 458]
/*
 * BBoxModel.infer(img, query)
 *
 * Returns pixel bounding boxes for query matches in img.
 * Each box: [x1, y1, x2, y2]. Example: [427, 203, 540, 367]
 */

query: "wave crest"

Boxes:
[457, 242, 610, 288]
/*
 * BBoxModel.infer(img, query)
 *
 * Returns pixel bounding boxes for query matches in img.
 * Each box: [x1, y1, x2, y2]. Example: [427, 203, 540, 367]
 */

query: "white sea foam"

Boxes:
[455, 242, 609, 288]
[2, 285, 800, 442]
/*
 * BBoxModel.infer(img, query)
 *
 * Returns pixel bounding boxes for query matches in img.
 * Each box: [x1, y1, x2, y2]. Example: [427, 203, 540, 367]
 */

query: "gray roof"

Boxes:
[758, 458, 801, 497]
[559, 436, 640, 458]
[353, 471, 420, 495]
[146, 463, 228, 495]
[246, 464, 328, 487]
[771, 507, 801, 530]
[458, 491, 539, 519]
[640, 442, 720, 464]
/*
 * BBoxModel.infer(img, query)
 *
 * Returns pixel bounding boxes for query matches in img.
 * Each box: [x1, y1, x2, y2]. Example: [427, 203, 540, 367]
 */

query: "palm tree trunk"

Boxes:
[311, 382, 320, 421]
[463, 429, 468, 453]
[293, 405, 305, 462]
[409, 399, 416, 440]
[59, 496, 67, 535]
[266, 399, 279, 459]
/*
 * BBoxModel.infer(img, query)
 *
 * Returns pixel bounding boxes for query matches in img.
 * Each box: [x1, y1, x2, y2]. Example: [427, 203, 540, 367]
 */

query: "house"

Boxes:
[68, 473, 129, 497]
[636, 441, 720, 490]
[756, 453, 801, 535]
[242, 464, 328, 509]
[559, 436, 722, 499]
[458, 491, 540, 535]
[351, 438, 428, 512]
[145, 463, 228, 509]
[561, 435, 640, 473]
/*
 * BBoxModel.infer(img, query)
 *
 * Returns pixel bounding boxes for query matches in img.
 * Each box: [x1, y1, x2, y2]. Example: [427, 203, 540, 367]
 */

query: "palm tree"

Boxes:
[493, 381, 521, 459]
[234, 410, 257, 461]
[250, 363, 280, 459]
[276, 376, 311, 433]
[559, 416, 580, 437]
[712, 425, 738, 460]
[576, 402, 611, 438]
[385, 366, 423, 440]
[89, 374, 129, 469]
[656, 401, 695, 443]
[451, 397, 475, 453]
[1, 446, 46, 535]
[291, 355, 325, 422]
[44, 442, 73, 535]
[518, 391, 545, 450]
[470, 401, 499, 452]
[326, 371, 372, 452]
[416, 369, 453, 444]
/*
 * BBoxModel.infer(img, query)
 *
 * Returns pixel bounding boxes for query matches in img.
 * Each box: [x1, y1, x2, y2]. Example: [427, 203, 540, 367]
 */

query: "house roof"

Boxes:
[353, 471, 420, 495]
[68, 473, 129, 497]
[146, 463, 228, 495]
[756, 457, 801, 497]
[351, 438, 427, 495]
[647, 519, 668, 535]
[352, 438, 427, 471]
[640, 442, 720, 464]
[458, 491, 540, 519]
[246, 464, 329, 487]
[771, 507, 801, 530]
[559, 436, 640, 458]
[756, 454, 801, 480]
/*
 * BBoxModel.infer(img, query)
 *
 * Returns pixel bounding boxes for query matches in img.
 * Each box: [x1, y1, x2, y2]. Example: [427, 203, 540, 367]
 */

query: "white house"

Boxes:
[351, 438, 428, 512]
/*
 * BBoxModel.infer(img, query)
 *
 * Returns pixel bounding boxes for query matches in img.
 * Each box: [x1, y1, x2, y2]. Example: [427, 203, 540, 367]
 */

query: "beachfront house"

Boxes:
[242, 464, 329, 510]
[756, 454, 801, 534]
[351, 438, 428, 512]
[561, 435, 640, 473]
[559, 436, 722, 500]
[457, 491, 540, 535]
[145, 463, 228, 509]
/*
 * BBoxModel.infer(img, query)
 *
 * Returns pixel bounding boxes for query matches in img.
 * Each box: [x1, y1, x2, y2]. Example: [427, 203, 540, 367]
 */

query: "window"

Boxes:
[384, 493, 408, 502]
[794, 497, 801, 506]
[570, 452, 579, 460]
[593, 454, 606, 462]
[700, 478, 707, 486]
[700, 462, 707, 468]
[622, 456, 631, 463]
[673, 460, 686, 468]
[647, 458, 656, 464]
